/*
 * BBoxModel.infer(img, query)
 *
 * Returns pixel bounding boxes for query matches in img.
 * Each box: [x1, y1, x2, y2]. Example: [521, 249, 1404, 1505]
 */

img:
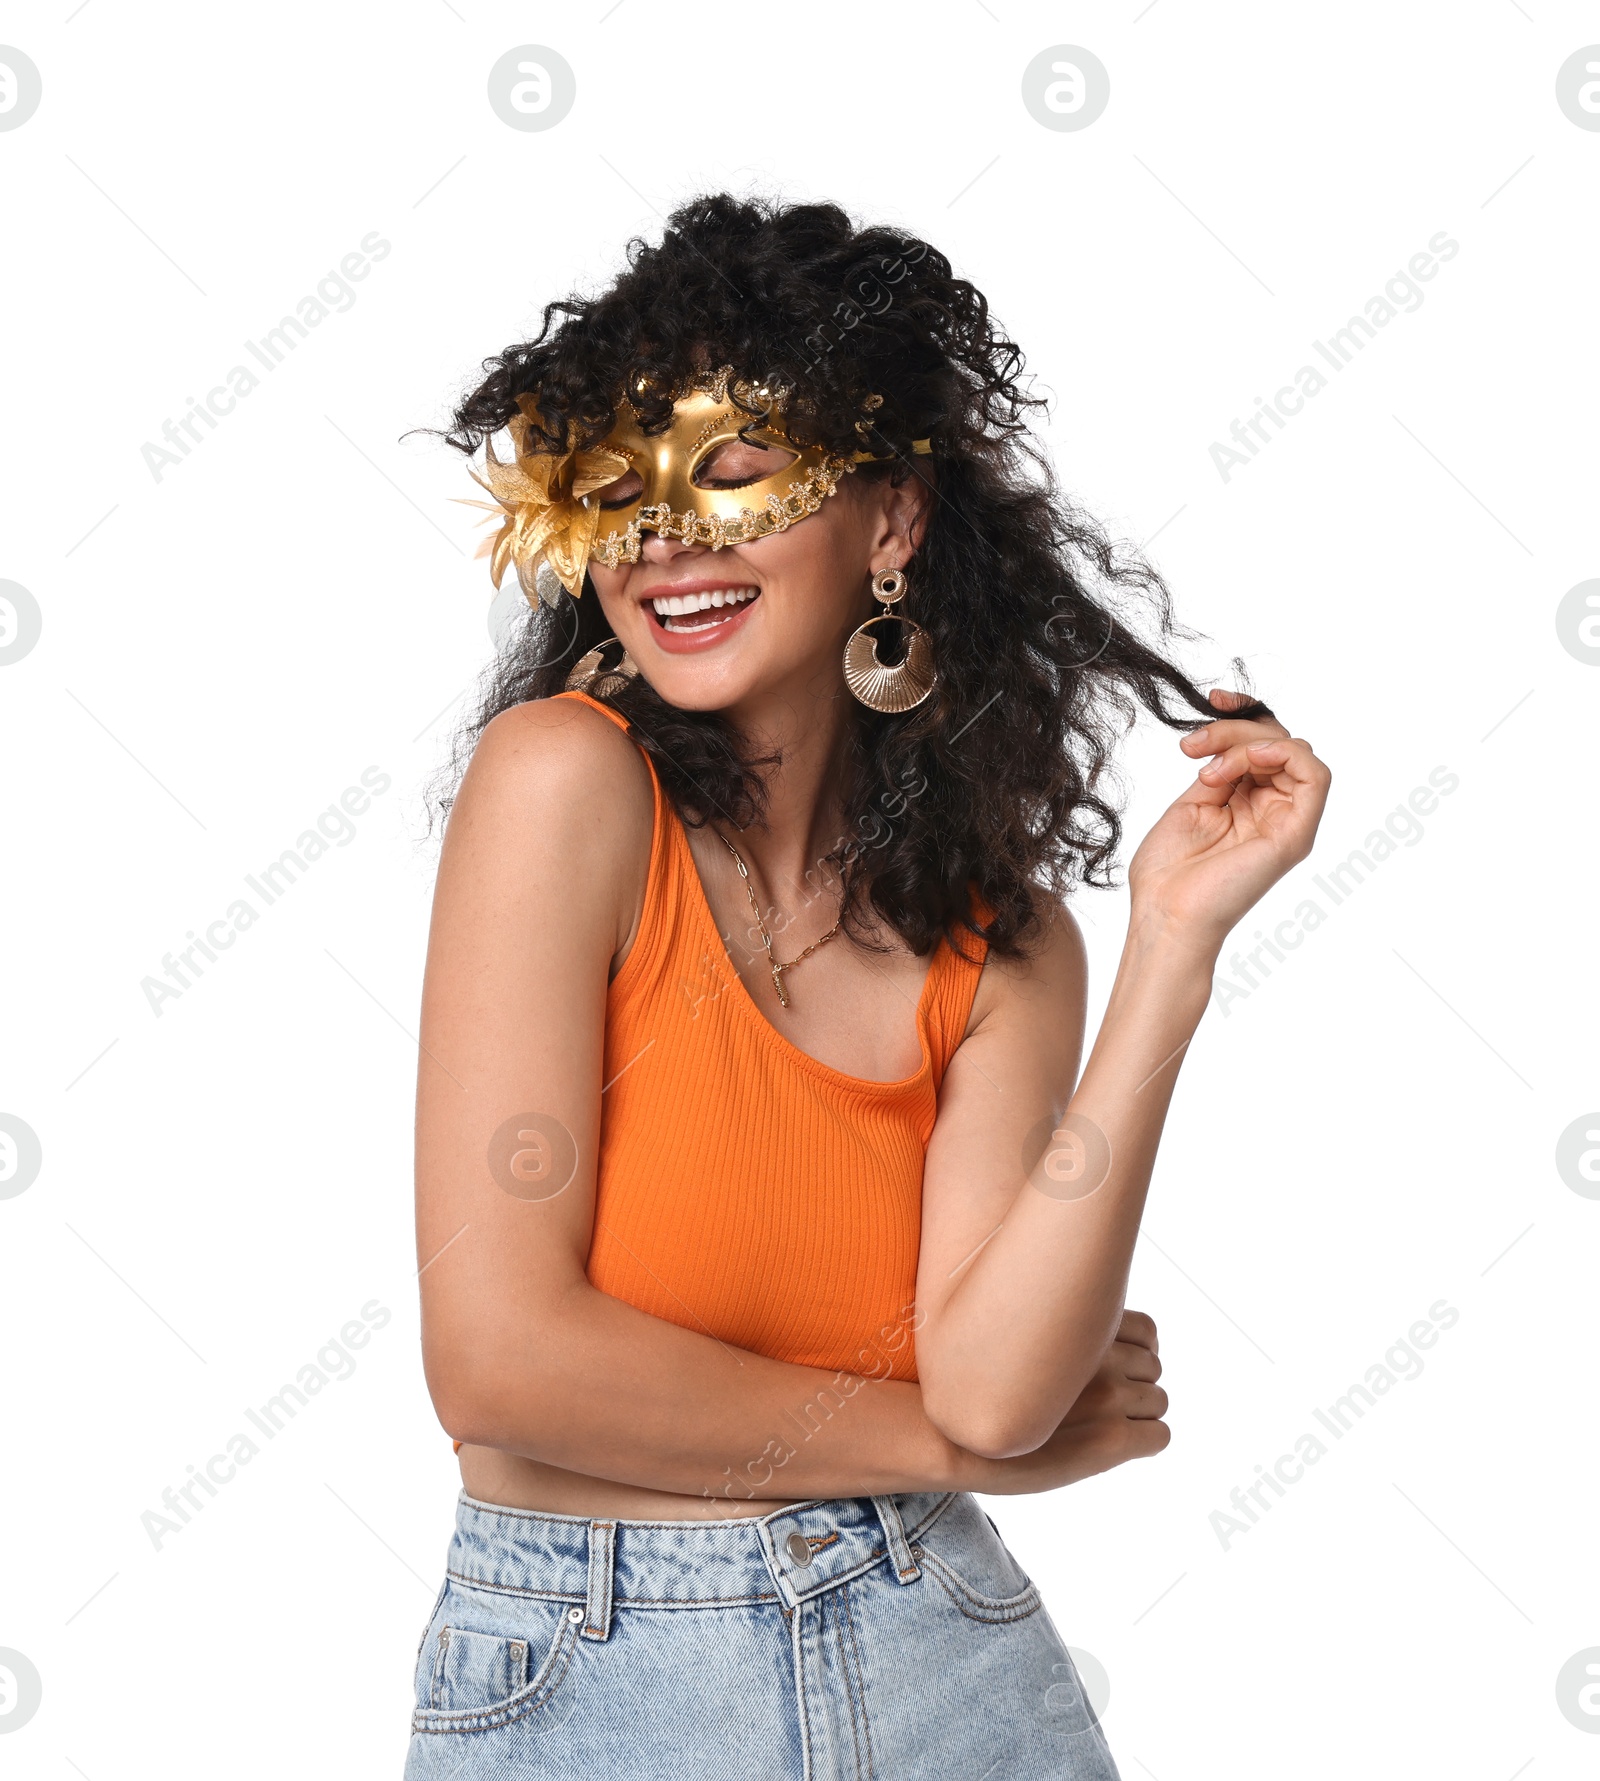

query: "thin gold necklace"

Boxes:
[715, 830, 843, 1008]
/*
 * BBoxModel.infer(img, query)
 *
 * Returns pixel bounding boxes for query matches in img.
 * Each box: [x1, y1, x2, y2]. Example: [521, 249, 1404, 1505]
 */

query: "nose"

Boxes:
[638, 530, 705, 564]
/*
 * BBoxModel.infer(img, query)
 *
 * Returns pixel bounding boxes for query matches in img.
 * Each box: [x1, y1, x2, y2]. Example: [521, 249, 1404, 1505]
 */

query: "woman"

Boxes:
[408, 195, 1328, 1777]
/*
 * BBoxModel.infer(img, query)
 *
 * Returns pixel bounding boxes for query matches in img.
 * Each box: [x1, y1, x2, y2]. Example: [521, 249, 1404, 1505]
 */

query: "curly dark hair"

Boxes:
[433, 193, 1266, 961]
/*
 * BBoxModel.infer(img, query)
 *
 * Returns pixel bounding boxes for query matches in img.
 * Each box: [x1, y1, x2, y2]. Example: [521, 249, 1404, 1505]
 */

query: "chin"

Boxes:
[637, 651, 767, 712]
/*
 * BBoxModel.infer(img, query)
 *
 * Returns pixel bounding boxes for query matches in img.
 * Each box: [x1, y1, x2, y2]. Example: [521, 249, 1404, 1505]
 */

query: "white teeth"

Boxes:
[651, 587, 759, 619]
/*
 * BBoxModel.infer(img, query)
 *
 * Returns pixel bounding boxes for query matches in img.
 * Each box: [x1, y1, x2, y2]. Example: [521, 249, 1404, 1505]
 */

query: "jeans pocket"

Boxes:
[429, 1625, 530, 1712]
[410, 1586, 582, 1735]
[912, 1494, 1042, 1625]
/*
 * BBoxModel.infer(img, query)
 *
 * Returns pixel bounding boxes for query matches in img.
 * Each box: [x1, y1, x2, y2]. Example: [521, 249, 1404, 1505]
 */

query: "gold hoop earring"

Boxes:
[565, 636, 639, 698]
[843, 567, 937, 713]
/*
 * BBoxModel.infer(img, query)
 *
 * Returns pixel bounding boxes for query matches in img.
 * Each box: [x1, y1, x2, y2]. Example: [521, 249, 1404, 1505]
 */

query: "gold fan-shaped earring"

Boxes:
[565, 636, 639, 698]
[843, 567, 937, 713]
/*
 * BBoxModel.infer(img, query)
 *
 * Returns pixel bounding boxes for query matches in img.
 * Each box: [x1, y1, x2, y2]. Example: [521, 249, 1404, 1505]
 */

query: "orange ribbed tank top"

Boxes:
[563, 689, 989, 1384]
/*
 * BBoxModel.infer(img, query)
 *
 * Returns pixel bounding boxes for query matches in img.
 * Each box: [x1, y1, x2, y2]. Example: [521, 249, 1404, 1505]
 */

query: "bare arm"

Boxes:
[914, 698, 1331, 1458]
[415, 699, 1162, 1502]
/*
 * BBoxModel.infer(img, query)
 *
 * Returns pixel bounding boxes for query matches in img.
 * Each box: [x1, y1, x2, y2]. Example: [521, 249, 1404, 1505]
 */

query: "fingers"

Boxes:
[1183, 710, 1298, 806]
[1116, 1308, 1159, 1353]
[1095, 1373, 1168, 1416]
[1182, 710, 1291, 760]
[1099, 1395, 1170, 1457]
[1198, 737, 1287, 787]
[1109, 1338, 1163, 1384]
[1198, 736, 1324, 792]
[1126, 1382, 1169, 1421]
[1075, 1399, 1170, 1467]
[1126, 1417, 1172, 1458]
[1206, 687, 1278, 724]
[1184, 725, 1292, 772]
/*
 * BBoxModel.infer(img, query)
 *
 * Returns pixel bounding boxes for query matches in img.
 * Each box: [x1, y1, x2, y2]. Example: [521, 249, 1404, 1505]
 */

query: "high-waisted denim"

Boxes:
[402, 1489, 1120, 1778]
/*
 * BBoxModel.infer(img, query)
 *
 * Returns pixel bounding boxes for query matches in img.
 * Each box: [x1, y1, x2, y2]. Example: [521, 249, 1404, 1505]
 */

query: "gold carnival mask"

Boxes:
[464, 367, 930, 609]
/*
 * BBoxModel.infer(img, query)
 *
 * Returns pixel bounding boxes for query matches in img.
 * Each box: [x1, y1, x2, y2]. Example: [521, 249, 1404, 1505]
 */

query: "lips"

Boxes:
[638, 579, 763, 654]
[649, 586, 760, 631]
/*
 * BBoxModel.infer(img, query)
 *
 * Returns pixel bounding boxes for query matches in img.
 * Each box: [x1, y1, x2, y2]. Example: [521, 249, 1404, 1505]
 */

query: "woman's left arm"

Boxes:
[913, 694, 1331, 1459]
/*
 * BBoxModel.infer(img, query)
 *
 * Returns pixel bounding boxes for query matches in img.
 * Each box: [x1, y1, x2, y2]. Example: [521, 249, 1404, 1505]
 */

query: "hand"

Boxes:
[964, 1311, 1169, 1496]
[1127, 689, 1331, 946]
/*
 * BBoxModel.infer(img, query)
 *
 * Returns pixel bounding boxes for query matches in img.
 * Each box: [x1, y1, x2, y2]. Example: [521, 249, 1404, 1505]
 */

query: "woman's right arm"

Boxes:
[415, 699, 1164, 1502]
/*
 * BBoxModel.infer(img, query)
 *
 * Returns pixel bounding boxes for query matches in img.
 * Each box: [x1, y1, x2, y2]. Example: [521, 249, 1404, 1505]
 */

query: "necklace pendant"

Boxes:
[715, 824, 840, 1010]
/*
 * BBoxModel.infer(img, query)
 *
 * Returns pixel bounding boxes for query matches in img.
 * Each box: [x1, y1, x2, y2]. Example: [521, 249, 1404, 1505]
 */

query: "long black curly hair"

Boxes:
[434, 193, 1265, 962]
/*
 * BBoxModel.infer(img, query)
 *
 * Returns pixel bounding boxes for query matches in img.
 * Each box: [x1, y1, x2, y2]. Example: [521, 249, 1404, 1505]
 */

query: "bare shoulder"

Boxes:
[439, 696, 655, 959]
[466, 695, 650, 810]
[932, 880, 1088, 1149]
[965, 881, 1088, 1044]
[455, 697, 653, 855]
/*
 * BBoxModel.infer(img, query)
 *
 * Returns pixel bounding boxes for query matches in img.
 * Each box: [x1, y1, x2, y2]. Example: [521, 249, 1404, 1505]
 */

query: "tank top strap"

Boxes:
[919, 885, 993, 1088]
[552, 686, 669, 854]
[552, 688, 688, 998]
[553, 685, 648, 751]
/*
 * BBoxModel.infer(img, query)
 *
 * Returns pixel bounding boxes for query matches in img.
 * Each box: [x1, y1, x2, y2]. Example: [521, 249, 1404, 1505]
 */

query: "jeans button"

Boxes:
[785, 1531, 813, 1567]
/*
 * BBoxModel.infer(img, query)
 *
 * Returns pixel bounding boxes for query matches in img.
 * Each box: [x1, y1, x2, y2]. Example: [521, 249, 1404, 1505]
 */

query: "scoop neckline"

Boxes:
[559, 686, 951, 1096]
[669, 801, 940, 1097]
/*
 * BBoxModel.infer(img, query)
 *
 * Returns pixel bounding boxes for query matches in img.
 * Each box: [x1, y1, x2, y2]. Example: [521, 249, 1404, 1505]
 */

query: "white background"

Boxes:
[2, 4, 1596, 1776]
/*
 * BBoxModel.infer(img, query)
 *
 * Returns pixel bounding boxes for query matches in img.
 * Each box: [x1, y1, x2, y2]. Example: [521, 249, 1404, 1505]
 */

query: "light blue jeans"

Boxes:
[403, 1489, 1121, 1778]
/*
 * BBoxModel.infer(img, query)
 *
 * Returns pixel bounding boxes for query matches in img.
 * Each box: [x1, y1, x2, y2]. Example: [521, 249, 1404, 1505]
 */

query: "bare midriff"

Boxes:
[457, 1445, 806, 1520]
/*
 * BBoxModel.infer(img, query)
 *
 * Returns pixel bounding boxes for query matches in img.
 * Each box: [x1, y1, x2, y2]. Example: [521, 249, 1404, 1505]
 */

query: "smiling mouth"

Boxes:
[647, 586, 761, 632]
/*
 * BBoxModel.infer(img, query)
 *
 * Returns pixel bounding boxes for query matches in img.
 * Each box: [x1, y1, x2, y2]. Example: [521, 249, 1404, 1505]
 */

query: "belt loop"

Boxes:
[871, 1495, 921, 1584]
[584, 1520, 615, 1640]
